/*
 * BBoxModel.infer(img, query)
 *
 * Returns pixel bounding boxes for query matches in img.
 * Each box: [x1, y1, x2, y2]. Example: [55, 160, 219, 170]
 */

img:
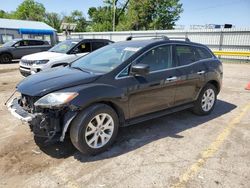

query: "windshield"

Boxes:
[71, 43, 142, 73]
[49, 40, 78, 53]
[2, 40, 18, 47]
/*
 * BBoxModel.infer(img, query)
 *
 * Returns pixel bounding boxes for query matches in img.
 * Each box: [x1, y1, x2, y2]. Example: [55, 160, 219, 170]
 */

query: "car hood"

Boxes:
[21, 51, 67, 61]
[17, 67, 102, 96]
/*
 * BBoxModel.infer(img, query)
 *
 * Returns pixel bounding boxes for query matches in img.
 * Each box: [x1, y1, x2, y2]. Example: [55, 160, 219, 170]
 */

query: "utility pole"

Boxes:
[112, 0, 116, 32]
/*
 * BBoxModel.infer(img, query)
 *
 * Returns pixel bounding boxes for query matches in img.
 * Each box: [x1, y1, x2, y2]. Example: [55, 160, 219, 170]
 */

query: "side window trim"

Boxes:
[174, 44, 215, 69]
[115, 43, 215, 79]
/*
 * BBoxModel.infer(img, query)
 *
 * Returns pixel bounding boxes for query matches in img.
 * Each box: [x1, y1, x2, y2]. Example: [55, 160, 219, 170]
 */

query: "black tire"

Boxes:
[0, 53, 12, 64]
[70, 104, 119, 155]
[192, 83, 217, 115]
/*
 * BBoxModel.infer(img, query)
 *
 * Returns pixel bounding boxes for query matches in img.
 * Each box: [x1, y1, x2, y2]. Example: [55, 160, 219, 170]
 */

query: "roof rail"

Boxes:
[126, 35, 191, 42]
[126, 35, 169, 41]
[168, 37, 190, 42]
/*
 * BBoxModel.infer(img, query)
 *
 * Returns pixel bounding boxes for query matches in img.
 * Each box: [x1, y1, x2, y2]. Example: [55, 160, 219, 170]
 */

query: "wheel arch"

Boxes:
[0, 52, 13, 59]
[78, 101, 126, 126]
[99, 101, 126, 126]
[195, 79, 221, 101]
[207, 80, 220, 94]
[60, 101, 126, 141]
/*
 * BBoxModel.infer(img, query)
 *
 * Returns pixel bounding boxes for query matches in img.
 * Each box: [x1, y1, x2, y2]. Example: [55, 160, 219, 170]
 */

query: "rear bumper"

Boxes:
[7, 98, 35, 122]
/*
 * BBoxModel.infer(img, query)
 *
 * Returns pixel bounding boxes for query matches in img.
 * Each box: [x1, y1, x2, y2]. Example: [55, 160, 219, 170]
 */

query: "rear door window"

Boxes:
[92, 42, 107, 51]
[175, 45, 196, 66]
[194, 47, 213, 60]
[27, 40, 44, 46]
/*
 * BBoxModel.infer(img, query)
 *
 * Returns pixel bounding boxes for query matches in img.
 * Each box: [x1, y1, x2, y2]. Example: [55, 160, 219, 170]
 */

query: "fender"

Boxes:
[0, 51, 13, 58]
[64, 83, 129, 120]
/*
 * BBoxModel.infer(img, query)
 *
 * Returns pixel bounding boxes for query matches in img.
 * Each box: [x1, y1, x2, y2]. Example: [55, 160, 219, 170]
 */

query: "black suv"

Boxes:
[0, 39, 51, 63]
[7, 36, 223, 155]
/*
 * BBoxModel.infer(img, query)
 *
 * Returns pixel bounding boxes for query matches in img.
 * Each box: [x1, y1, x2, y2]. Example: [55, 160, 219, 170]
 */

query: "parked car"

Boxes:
[0, 39, 51, 63]
[7, 36, 223, 155]
[19, 38, 113, 76]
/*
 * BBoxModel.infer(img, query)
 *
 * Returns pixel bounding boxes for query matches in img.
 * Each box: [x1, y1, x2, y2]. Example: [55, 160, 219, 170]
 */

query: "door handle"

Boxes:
[197, 71, 205, 75]
[166, 76, 177, 81]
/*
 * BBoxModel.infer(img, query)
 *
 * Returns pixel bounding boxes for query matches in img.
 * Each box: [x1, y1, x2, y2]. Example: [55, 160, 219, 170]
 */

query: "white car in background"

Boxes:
[19, 39, 113, 76]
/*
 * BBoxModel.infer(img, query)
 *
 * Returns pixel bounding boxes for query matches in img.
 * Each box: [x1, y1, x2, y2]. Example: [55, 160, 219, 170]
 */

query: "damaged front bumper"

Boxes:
[7, 97, 77, 141]
[7, 98, 36, 122]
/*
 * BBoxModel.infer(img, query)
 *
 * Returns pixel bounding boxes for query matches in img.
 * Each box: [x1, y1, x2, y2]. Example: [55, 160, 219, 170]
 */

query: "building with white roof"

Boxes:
[0, 18, 57, 45]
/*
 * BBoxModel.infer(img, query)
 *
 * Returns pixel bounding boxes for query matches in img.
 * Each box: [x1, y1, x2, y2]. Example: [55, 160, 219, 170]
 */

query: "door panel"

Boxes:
[173, 45, 205, 105]
[126, 44, 177, 118]
[174, 64, 203, 105]
[128, 70, 176, 118]
[12, 46, 34, 59]
[12, 40, 36, 58]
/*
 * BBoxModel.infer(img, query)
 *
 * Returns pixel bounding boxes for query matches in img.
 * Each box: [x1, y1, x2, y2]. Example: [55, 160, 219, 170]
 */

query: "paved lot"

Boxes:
[0, 63, 249, 188]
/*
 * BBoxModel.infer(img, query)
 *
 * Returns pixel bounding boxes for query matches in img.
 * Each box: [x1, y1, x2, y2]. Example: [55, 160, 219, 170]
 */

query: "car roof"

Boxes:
[65, 38, 113, 43]
[13, 38, 48, 42]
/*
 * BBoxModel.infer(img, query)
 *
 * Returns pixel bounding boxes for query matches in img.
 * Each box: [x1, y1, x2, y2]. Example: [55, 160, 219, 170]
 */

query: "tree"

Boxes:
[120, 0, 153, 30]
[88, 6, 113, 31]
[0, 10, 6, 18]
[88, 0, 129, 32]
[0, 10, 16, 19]
[88, 0, 183, 31]
[45, 12, 62, 32]
[14, 0, 46, 21]
[63, 10, 87, 32]
[150, 0, 183, 29]
[121, 0, 183, 30]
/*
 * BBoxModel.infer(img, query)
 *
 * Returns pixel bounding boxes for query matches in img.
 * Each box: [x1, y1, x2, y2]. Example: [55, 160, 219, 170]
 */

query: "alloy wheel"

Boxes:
[85, 113, 114, 149]
[201, 88, 215, 112]
[1, 54, 11, 63]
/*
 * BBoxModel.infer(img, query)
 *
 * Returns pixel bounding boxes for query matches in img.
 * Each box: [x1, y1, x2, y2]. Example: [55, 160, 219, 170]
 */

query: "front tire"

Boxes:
[0, 53, 12, 63]
[192, 83, 217, 115]
[70, 104, 119, 155]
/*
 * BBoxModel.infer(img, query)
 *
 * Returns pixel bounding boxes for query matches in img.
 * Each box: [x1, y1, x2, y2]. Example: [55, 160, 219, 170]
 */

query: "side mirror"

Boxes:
[131, 63, 150, 76]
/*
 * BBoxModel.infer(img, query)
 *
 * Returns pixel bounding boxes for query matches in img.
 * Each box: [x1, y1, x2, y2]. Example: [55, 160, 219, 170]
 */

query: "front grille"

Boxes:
[20, 59, 36, 66]
[20, 66, 31, 70]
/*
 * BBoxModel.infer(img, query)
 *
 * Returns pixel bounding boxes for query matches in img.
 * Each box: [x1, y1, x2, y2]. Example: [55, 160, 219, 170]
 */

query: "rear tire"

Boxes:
[192, 83, 217, 115]
[70, 104, 119, 155]
[0, 53, 12, 64]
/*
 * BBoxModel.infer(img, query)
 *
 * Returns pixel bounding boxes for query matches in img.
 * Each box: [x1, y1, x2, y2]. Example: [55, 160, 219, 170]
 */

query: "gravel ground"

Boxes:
[0, 63, 249, 188]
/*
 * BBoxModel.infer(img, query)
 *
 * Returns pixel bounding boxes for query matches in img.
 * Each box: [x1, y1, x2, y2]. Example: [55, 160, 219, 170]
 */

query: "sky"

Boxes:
[0, 0, 249, 27]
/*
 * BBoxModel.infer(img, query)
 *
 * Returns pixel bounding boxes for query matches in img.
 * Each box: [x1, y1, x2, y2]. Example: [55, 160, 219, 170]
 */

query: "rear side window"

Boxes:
[92, 42, 108, 51]
[194, 47, 213, 60]
[28, 40, 44, 46]
[175, 45, 195, 66]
